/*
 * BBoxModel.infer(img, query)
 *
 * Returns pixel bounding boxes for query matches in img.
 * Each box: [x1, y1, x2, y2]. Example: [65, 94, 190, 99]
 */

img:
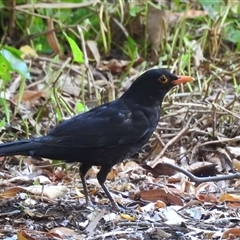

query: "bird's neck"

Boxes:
[122, 92, 164, 108]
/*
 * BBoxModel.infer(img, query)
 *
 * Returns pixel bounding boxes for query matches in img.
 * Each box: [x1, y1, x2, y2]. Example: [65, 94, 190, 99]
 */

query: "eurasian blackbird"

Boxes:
[0, 69, 193, 210]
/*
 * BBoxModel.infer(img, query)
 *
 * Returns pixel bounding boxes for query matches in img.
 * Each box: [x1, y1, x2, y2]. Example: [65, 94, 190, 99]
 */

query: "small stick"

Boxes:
[163, 163, 240, 185]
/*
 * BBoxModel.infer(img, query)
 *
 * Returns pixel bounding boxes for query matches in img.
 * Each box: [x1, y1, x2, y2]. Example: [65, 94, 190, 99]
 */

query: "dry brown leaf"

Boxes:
[168, 10, 208, 25]
[46, 18, 62, 56]
[167, 177, 182, 184]
[107, 168, 118, 180]
[49, 170, 71, 182]
[100, 58, 143, 73]
[0, 187, 26, 199]
[13, 90, 45, 103]
[86, 40, 101, 67]
[222, 228, 240, 239]
[142, 163, 177, 177]
[179, 200, 202, 210]
[226, 202, 240, 208]
[219, 193, 240, 202]
[149, 156, 176, 168]
[147, 6, 166, 63]
[104, 59, 128, 73]
[183, 10, 208, 19]
[196, 193, 218, 203]
[189, 163, 219, 177]
[17, 231, 28, 240]
[132, 189, 183, 206]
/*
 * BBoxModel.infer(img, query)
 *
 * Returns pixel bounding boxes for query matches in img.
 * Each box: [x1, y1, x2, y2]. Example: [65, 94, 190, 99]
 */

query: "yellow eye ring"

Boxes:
[158, 75, 168, 83]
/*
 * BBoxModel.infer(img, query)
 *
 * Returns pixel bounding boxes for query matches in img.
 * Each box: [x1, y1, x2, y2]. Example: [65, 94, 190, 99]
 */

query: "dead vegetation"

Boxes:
[0, 1, 240, 239]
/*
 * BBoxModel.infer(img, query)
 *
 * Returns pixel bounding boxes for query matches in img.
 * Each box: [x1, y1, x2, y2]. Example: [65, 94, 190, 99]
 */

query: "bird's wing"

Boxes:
[38, 100, 153, 148]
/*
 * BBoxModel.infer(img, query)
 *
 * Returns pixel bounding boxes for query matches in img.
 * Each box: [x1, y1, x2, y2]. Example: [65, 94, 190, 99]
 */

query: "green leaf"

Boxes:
[0, 54, 11, 82]
[0, 98, 10, 124]
[75, 102, 88, 113]
[0, 0, 4, 8]
[3, 45, 23, 58]
[0, 117, 6, 130]
[63, 32, 84, 63]
[0, 48, 31, 79]
[129, 5, 142, 17]
[224, 25, 240, 43]
[125, 36, 138, 59]
[33, 180, 40, 186]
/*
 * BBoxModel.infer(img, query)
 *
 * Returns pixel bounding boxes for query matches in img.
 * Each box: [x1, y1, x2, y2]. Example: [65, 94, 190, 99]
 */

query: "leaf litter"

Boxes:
[1, 5, 240, 240]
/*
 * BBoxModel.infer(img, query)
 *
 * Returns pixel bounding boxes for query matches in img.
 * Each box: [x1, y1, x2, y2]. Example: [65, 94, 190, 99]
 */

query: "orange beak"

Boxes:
[172, 76, 194, 85]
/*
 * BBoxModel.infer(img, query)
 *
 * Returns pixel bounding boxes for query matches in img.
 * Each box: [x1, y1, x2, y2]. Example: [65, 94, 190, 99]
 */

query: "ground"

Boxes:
[1, 1, 240, 240]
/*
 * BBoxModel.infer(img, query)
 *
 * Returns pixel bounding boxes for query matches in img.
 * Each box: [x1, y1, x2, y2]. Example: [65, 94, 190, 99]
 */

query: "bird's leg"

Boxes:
[79, 163, 93, 207]
[97, 165, 120, 211]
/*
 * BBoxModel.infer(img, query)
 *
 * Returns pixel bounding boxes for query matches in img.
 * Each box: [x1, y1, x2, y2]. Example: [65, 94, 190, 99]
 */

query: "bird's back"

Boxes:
[0, 98, 160, 166]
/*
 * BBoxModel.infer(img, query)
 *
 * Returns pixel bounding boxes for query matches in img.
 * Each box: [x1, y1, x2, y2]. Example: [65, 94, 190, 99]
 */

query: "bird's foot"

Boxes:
[83, 196, 96, 209]
[110, 201, 138, 212]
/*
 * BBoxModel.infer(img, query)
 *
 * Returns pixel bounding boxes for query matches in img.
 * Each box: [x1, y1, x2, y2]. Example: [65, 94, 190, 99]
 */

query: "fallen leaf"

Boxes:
[190, 163, 219, 177]
[26, 185, 68, 199]
[20, 45, 38, 59]
[227, 202, 240, 208]
[233, 159, 240, 172]
[49, 227, 84, 239]
[46, 18, 62, 56]
[147, 6, 166, 63]
[219, 193, 240, 202]
[142, 163, 177, 177]
[0, 187, 26, 199]
[183, 9, 208, 19]
[86, 40, 101, 67]
[12, 90, 44, 104]
[107, 168, 118, 180]
[86, 210, 106, 234]
[138, 201, 166, 212]
[196, 193, 218, 203]
[120, 213, 136, 221]
[222, 228, 240, 239]
[132, 189, 183, 206]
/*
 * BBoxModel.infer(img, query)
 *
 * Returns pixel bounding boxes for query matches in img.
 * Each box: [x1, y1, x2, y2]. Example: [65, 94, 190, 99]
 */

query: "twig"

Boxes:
[153, 132, 165, 148]
[151, 127, 189, 166]
[213, 102, 240, 120]
[163, 163, 240, 185]
[198, 136, 240, 146]
[211, 90, 223, 138]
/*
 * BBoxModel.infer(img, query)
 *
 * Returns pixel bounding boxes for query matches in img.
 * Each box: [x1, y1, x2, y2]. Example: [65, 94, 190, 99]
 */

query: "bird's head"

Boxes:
[122, 69, 194, 106]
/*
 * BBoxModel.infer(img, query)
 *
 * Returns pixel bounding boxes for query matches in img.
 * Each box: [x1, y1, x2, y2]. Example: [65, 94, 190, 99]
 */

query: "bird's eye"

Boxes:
[158, 75, 168, 83]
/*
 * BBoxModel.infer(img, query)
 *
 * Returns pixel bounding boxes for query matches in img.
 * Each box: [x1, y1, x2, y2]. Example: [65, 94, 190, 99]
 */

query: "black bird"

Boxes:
[0, 69, 193, 210]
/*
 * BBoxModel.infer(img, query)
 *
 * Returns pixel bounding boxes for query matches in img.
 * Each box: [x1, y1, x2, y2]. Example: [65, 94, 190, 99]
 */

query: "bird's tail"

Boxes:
[0, 140, 39, 156]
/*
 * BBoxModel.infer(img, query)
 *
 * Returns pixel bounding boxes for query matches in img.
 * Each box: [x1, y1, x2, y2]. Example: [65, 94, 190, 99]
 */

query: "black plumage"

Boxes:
[0, 69, 193, 210]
